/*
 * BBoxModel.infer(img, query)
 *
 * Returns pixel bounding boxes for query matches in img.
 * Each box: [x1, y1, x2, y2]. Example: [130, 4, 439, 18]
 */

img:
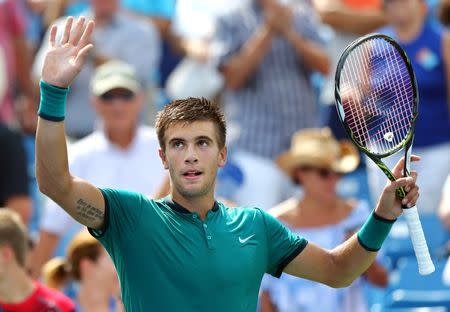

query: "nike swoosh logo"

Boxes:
[239, 234, 255, 244]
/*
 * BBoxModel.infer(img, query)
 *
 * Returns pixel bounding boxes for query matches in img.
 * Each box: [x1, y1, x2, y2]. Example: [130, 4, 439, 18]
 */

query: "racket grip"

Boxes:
[403, 206, 435, 275]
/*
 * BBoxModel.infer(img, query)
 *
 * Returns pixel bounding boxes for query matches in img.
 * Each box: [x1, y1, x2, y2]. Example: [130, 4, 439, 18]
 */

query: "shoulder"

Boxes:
[268, 198, 298, 223]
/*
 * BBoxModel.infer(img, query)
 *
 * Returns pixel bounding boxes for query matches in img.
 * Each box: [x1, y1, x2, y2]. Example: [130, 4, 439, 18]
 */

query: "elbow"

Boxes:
[324, 253, 355, 288]
[36, 166, 71, 199]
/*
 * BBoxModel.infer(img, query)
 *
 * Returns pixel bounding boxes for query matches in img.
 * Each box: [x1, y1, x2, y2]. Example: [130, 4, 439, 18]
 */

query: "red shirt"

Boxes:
[0, 281, 75, 312]
[0, 0, 26, 124]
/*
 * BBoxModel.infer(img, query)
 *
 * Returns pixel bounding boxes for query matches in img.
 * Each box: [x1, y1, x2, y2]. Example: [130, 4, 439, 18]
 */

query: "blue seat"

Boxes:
[382, 214, 448, 269]
[380, 258, 450, 310]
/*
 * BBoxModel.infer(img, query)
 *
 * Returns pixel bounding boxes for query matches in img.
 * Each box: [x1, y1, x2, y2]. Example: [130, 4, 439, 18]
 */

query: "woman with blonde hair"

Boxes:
[260, 128, 388, 312]
[43, 230, 123, 312]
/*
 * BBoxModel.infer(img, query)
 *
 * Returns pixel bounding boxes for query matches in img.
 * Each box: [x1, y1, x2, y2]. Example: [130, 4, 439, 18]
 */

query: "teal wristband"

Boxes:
[357, 212, 396, 252]
[38, 80, 69, 121]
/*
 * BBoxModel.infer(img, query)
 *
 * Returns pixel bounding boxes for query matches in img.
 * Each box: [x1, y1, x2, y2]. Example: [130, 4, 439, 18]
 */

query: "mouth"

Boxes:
[182, 170, 203, 180]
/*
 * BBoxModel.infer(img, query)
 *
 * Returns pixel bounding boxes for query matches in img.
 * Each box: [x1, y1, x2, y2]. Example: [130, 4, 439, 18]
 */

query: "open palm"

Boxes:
[42, 16, 94, 88]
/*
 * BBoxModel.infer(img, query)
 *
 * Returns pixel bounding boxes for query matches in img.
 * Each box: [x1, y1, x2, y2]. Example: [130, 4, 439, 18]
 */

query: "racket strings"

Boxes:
[340, 38, 414, 155]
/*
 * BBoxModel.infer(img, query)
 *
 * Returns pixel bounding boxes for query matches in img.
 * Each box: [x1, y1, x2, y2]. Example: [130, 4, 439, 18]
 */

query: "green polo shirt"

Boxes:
[89, 188, 307, 312]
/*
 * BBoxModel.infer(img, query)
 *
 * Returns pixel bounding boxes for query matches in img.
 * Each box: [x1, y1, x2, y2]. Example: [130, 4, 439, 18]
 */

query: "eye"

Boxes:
[171, 140, 184, 149]
[198, 139, 209, 147]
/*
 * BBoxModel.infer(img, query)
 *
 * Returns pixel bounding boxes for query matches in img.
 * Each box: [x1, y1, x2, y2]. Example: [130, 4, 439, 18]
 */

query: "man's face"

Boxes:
[384, 0, 424, 27]
[92, 88, 143, 132]
[90, 0, 119, 17]
[159, 121, 227, 200]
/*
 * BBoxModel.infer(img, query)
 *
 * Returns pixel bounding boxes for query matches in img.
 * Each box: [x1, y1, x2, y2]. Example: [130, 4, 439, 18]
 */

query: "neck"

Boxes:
[171, 191, 216, 220]
[105, 125, 136, 149]
[395, 16, 424, 43]
[78, 279, 111, 312]
[0, 266, 35, 303]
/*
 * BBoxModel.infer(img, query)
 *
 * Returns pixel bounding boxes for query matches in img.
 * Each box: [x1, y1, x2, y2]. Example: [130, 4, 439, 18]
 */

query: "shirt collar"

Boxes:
[163, 196, 219, 214]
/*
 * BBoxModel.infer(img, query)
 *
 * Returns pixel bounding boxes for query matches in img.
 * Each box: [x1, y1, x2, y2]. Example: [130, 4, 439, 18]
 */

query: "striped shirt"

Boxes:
[212, 1, 323, 159]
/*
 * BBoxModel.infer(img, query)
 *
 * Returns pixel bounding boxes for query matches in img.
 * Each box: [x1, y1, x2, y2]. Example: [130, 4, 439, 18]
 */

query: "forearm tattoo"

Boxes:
[76, 198, 104, 222]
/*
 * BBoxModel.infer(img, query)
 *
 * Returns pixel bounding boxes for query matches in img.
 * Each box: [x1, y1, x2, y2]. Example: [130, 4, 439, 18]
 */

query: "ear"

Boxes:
[159, 149, 169, 170]
[0, 246, 15, 264]
[218, 146, 227, 168]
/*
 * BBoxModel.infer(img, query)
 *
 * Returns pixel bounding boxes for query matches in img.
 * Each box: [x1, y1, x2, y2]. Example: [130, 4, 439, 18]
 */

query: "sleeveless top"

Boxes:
[380, 21, 450, 147]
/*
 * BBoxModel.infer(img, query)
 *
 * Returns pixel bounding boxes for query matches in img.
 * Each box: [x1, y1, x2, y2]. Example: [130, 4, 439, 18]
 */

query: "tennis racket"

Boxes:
[334, 33, 435, 275]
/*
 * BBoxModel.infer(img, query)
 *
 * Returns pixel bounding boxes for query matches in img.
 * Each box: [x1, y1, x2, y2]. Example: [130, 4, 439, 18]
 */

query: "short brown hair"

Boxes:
[155, 98, 227, 150]
[0, 209, 28, 267]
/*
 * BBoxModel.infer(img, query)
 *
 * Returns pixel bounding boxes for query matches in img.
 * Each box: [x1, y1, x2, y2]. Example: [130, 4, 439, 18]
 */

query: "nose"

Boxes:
[184, 144, 198, 164]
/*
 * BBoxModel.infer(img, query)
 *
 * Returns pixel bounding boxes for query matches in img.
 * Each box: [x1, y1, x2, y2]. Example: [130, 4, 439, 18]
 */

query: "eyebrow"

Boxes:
[168, 135, 214, 145]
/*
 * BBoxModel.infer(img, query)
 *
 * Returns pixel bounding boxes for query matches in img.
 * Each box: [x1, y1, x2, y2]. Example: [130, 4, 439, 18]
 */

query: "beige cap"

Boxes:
[90, 61, 140, 96]
[276, 127, 360, 180]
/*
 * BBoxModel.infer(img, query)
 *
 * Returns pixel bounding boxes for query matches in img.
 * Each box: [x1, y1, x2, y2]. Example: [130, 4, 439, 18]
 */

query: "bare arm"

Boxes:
[312, 0, 386, 35]
[259, 290, 277, 312]
[28, 230, 60, 278]
[36, 17, 104, 230]
[283, 29, 330, 75]
[284, 156, 420, 287]
[443, 32, 450, 116]
[220, 24, 274, 91]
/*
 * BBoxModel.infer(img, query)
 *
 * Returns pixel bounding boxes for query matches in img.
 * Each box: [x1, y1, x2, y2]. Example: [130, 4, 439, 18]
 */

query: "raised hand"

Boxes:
[41, 16, 94, 88]
[374, 155, 421, 220]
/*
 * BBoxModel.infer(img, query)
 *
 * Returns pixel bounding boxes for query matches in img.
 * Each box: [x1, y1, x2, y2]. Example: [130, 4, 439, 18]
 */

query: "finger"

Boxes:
[74, 43, 94, 67]
[77, 20, 95, 50]
[69, 16, 86, 46]
[49, 25, 57, 48]
[392, 154, 421, 178]
[386, 176, 414, 193]
[402, 190, 419, 208]
[60, 16, 74, 45]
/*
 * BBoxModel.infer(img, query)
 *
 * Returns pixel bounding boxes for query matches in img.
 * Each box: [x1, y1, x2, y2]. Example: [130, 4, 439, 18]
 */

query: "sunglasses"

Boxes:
[100, 90, 135, 102]
[300, 166, 341, 179]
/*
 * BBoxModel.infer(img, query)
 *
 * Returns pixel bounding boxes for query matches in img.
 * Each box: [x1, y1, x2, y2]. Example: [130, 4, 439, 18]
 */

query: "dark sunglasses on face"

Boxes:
[300, 166, 341, 179]
[100, 90, 135, 102]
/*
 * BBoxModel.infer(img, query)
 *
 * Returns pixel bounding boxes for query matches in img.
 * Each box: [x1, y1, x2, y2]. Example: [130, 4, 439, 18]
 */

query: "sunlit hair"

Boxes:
[155, 97, 227, 150]
[43, 231, 102, 289]
[0, 209, 28, 267]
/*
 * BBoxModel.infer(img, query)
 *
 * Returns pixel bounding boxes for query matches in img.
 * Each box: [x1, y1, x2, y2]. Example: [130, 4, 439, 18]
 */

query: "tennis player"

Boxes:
[35, 16, 420, 312]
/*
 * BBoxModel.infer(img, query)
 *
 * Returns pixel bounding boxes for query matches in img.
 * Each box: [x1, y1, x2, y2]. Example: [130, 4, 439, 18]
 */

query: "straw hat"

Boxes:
[276, 128, 360, 180]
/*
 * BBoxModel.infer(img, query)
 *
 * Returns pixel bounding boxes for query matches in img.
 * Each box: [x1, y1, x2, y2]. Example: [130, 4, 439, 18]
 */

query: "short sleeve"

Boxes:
[259, 209, 308, 277]
[88, 188, 147, 249]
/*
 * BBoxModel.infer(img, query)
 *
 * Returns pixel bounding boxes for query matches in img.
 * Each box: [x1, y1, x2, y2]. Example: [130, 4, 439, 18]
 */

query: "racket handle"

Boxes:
[403, 206, 435, 275]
